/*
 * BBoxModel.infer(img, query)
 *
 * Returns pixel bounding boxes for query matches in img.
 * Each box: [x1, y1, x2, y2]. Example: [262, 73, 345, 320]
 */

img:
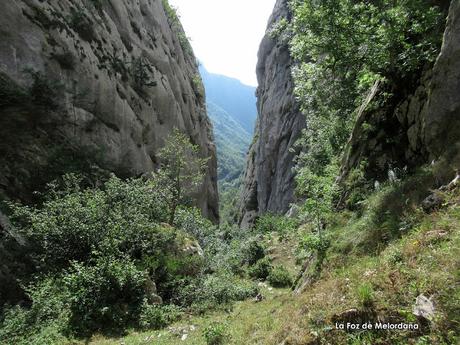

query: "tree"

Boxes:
[158, 128, 209, 224]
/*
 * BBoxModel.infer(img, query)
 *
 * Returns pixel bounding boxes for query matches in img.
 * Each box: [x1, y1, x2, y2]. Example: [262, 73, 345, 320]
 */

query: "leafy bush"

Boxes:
[9, 174, 173, 271]
[254, 213, 299, 235]
[357, 283, 374, 309]
[267, 266, 293, 288]
[52, 51, 75, 70]
[299, 233, 330, 254]
[203, 322, 227, 345]
[174, 274, 258, 312]
[63, 258, 146, 336]
[24, 68, 62, 112]
[0, 72, 27, 109]
[131, 57, 157, 95]
[0, 277, 70, 345]
[240, 238, 266, 266]
[174, 206, 214, 247]
[139, 303, 183, 330]
[161, 0, 193, 55]
[248, 257, 272, 280]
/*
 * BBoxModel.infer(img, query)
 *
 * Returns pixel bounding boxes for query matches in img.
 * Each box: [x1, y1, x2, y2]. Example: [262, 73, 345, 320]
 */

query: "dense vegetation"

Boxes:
[200, 67, 255, 223]
[199, 65, 257, 135]
[206, 102, 251, 184]
[1, 0, 459, 344]
[273, 0, 447, 264]
[0, 131, 294, 344]
[291, 0, 444, 189]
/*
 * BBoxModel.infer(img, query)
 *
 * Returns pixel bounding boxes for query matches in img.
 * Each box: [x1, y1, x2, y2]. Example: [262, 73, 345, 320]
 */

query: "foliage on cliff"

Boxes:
[288, 0, 445, 209]
[0, 132, 264, 343]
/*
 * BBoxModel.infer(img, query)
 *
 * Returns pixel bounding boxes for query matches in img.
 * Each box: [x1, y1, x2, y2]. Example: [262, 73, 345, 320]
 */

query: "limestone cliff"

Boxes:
[238, 0, 305, 228]
[339, 0, 460, 186]
[0, 0, 218, 221]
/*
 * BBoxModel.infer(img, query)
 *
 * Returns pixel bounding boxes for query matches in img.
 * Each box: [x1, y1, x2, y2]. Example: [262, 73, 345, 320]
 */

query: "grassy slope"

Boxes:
[84, 189, 460, 345]
[207, 101, 251, 183]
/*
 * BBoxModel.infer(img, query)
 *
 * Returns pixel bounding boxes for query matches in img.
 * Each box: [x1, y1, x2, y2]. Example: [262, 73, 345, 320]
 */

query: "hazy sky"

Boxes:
[168, 0, 277, 86]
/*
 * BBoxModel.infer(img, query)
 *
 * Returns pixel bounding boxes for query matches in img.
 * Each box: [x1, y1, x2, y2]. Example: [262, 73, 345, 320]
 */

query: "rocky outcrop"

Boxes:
[239, 0, 305, 228]
[339, 0, 460, 186]
[423, 0, 460, 165]
[0, 0, 218, 222]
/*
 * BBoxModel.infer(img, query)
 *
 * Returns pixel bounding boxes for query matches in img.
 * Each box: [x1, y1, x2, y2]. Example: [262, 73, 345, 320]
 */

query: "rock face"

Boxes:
[239, 0, 305, 228]
[0, 0, 218, 222]
[340, 1, 460, 185]
[423, 0, 460, 164]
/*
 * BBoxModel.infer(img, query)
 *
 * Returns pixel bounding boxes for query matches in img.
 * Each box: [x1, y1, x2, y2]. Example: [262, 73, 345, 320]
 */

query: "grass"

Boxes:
[71, 189, 460, 345]
[83, 286, 291, 345]
[270, 189, 460, 344]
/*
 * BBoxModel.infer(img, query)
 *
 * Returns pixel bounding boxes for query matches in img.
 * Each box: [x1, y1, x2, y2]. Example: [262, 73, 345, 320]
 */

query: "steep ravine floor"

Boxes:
[84, 188, 460, 345]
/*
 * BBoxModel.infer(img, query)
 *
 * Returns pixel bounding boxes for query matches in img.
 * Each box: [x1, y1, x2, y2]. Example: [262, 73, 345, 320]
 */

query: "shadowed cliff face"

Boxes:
[339, 0, 460, 186]
[239, 0, 305, 229]
[0, 0, 218, 222]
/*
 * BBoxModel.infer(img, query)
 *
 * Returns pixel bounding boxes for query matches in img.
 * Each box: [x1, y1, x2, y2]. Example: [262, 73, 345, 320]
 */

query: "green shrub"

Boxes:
[139, 303, 183, 330]
[131, 57, 157, 95]
[240, 238, 265, 266]
[161, 0, 193, 55]
[248, 257, 272, 280]
[0, 72, 27, 109]
[24, 68, 62, 111]
[9, 174, 173, 271]
[174, 206, 214, 247]
[52, 51, 75, 70]
[174, 274, 258, 312]
[357, 283, 374, 309]
[0, 277, 70, 345]
[63, 258, 146, 336]
[254, 213, 299, 235]
[203, 322, 227, 345]
[267, 266, 293, 288]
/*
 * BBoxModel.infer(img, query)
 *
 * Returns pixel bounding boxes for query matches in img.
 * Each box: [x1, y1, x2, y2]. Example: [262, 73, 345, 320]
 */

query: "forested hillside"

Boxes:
[206, 102, 251, 184]
[200, 66, 255, 223]
[200, 65, 257, 134]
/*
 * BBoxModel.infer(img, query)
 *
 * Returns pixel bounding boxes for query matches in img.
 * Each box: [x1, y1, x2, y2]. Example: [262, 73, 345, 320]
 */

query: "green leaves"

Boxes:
[290, 0, 444, 231]
[158, 128, 209, 224]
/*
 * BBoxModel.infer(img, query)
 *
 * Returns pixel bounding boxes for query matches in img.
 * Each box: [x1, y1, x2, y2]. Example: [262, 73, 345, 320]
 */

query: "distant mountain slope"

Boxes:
[207, 102, 251, 183]
[200, 65, 257, 134]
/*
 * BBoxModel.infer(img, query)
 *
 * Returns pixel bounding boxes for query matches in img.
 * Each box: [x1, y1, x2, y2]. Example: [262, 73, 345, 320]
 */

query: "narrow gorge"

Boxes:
[0, 0, 218, 221]
[0, 1, 459, 344]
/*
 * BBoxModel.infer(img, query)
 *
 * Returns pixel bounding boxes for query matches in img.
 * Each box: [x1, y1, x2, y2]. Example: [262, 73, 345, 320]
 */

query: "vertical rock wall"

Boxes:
[0, 0, 218, 222]
[239, 0, 305, 228]
[339, 0, 460, 185]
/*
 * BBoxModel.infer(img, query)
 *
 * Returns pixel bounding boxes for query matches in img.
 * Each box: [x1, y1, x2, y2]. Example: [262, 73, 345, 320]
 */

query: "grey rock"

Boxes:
[422, 191, 445, 212]
[423, 0, 460, 167]
[0, 0, 218, 222]
[254, 293, 264, 302]
[413, 294, 436, 321]
[339, 2, 460, 187]
[285, 204, 299, 219]
[182, 241, 204, 257]
[239, 0, 305, 228]
[145, 277, 162, 305]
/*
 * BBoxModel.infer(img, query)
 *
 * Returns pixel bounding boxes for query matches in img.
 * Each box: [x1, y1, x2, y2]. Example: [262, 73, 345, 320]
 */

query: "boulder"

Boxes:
[413, 294, 436, 321]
